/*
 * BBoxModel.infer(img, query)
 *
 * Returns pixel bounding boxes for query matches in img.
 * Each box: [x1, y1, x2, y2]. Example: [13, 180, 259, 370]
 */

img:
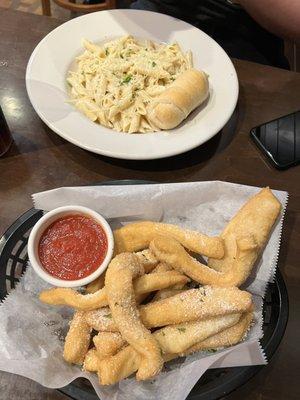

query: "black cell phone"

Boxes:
[250, 110, 300, 169]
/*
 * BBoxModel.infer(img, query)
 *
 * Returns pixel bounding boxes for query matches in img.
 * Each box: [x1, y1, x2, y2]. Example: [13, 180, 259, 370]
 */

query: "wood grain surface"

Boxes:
[0, 8, 299, 400]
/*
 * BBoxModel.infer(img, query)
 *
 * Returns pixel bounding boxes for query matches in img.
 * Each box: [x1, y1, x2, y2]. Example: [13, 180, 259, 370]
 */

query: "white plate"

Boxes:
[26, 10, 238, 160]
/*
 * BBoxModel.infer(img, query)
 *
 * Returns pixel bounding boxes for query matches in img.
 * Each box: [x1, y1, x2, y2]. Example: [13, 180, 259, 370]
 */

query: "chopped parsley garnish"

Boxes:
[170, 77, 175, 81]
[121, 75, 132, 84]
[207, 349, 217, 353]
[177, 327, 186, 333]
[152, 61, 156, 67]
[105, 48, 109, 56]
[160, 348, 163, 356]
[120, 54, 124, 59]
[104, 313, 112, 319]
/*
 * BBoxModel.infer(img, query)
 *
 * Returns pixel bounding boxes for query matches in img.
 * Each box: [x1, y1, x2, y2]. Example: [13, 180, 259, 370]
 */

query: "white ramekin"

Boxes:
[28, 205, 114, 287]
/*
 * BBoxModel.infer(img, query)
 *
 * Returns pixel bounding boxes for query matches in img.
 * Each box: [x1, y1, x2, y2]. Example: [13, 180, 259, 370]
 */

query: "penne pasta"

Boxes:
[67, 35, 192, 133]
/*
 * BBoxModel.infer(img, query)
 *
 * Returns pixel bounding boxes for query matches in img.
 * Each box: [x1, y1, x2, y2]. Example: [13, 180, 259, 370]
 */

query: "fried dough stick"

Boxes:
[150, 188, 281, 288]
[86, 273, 106, 294]
[85, 307, 118, 332]
[208, 187, 281, 278]
[154, 313, 241, 354]
[83, 333, 126, 372]
[105, 253, 163, 381]
[139, 287, 252, 328]
[184, 312, 253, 355]
[83, 348, 100, 372]
[85, 287, 252, 331]
[39, 271, 189, 311]
[152, 262, 187, 301]
[153, 287, 187, 301]
[150, 235, 256, 287]
[93, 332, 126, 358]
[96, 313, 243, 385]
[86, 249, 159, 294]
[63, 311, 92, 364]
[114, 221, 224, 259]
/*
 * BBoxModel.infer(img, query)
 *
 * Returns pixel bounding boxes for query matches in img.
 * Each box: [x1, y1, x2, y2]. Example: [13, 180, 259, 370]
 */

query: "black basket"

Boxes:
[0, 181, 289, 400]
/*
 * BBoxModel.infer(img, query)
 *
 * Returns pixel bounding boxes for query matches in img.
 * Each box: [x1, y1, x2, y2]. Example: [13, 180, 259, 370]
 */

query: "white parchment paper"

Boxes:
[0, 181, 288, 400]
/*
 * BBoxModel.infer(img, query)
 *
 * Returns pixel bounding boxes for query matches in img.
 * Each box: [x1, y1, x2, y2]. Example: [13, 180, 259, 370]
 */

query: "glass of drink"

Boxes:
[0, 106, 13, 157]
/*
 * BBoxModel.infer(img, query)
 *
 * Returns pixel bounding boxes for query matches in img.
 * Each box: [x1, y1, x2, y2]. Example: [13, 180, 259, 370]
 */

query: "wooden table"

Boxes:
[0, 8, 299, 400]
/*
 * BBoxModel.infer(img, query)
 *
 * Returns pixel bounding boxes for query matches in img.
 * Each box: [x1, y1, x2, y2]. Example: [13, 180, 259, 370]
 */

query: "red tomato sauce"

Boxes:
[38, 214, 108, 281]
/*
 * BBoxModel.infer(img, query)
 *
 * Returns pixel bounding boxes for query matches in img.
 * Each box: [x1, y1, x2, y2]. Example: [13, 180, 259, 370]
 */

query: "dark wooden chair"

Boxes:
[41, 0, 116, 17]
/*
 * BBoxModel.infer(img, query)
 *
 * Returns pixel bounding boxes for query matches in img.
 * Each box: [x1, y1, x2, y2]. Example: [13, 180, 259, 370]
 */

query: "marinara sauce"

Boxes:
[38, 214, 108, 280]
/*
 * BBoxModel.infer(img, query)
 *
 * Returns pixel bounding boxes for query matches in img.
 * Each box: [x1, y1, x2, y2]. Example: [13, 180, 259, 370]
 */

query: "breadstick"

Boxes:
[63, 311, 92, 365]
[147, 69, 209, 129]
[114, 221, 224, 259]
[39, 271, 188, 310]
[150, 235, 243, 286]
[86, 273, 106, 294]
[83, 348, 100, 372]
[105, 252, 163, 381]
[154, 313, 241, 354]
[40, 287, 107, 310]
[84, 307, 118, 332]
[139, 287, 252, 328]
[208, 187, 281, 283]
[152, 262, 173, 273]
[184, 312, 253, 355]
[135, 249, 159, 272]
[152, 287, 187, 301]
[93, 332, 126, 358]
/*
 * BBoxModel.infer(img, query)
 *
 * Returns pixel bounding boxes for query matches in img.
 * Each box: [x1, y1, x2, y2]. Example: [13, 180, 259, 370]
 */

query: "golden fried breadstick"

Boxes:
[139, 287, 252, 328]
[105, 253, 163, 381]
[84, 307, 118, 332]
[83, 348, 100, 372]
[97, 313, 241, 385]
[152, 262, 186, 300]
[86, 273, 106, 294]
[98, 344, 140, 384]
[184, 312, 253, 355]
[208, 188, 281, 284]
[93, 332, 126, 358]
[135, 249, 159, 272]
[39, 271, 188, 310]
[114, 221, 224, 259]
[155, 313, 241, 354]
[63, 311, 92, 365]
[152, 262, 173, 273]
[150, 235, 237, 286]
[135, 271, 189, 294]
[153, 287, 187, 301]
[40, 287, 107, 310]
